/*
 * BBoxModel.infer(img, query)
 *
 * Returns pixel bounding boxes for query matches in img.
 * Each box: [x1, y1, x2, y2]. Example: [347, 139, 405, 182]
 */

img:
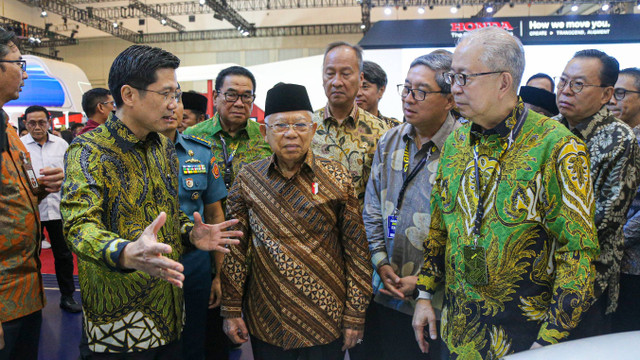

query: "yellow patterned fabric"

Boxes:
[311, 104, 396, 209]
[417, 103, 599, 358]
[220, 151, 372, 350]
[61, 117, 191, 353]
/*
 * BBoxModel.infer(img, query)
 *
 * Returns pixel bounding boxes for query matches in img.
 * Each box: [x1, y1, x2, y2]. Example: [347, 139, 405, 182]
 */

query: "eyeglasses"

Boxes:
[556, 78, 606, 94]
[614, 88, 640, 101]
[131, 86, 182, 103]
[220, 91, 255, 104]
[101, 101, 116, 108]
[267, 122, 312, 134]
[25, 120, 49, 128]
[444, 71, 504, 86]
[0, 59, 27, 72]
[397, 85, 446, 101]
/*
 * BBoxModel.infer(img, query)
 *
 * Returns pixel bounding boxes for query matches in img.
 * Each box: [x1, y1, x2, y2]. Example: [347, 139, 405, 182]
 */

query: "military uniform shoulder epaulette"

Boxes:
[184, 134, 212, 148]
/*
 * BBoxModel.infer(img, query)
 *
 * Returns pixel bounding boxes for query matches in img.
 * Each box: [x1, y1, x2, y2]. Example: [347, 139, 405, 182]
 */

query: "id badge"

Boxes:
[463, 245, 488, 286]
[387, 215, 398, 238]
[20, 151, 39, 190]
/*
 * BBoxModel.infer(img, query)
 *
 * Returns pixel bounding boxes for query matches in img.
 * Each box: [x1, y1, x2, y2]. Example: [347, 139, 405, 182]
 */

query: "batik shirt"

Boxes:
[418, 102, 599, 359]
[556, 106, 640, 312]
[61, 117, 193, 353]
[312, 104, 396, 209]
[622, 125, 640, 276]
[1, 113, 45, 323]
[183, 113, 271, 192]
[220, 151, 372, 350]
[363, 114, 459, 315]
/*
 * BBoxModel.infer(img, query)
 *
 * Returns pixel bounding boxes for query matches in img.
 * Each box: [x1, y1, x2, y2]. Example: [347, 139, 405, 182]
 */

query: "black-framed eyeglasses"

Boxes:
[219, 91, 255, 104]
[25, 120, 49, 128]
[101, 101, 116, 108]
[556, 78, 606, 94]
[444, 71, 504, 86]
[397, 85, 446, 101]
[0, 59, 27, 72]
[131, 86, 182, 103]
[614, 88, 640, 101]
[267, 122, 313, 134]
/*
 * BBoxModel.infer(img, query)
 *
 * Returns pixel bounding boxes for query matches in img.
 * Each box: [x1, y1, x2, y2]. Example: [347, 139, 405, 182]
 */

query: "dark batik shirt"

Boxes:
[419, 102, 599, 358]
[556, 106, 640, 313]
[622, 125, 640, 276]
[220, 151, 372, 350]
[61, 117, 193, 353]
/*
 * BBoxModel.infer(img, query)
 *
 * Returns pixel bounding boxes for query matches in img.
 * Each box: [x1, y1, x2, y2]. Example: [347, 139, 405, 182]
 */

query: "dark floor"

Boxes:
[39, 274, 252, 360]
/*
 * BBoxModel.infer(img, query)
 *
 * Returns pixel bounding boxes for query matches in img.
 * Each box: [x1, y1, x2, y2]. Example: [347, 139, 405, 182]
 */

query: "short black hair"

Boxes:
[215, 66, 256, 93]
[526, 73, 555, 90]
[362, 61, 387, 89]
[108, 45, 180, 107]
[82, 88, 111, 117]
[70, 122, 85, 131]
[24, 105, 50, 120]
[0, 27, 18, 70]
[620, 68, 640, 92]
[573, 49, 619, 87]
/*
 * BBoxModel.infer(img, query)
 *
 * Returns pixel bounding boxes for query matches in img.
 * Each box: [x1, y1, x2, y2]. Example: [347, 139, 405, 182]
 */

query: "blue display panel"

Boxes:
[7, 63, 66, 107]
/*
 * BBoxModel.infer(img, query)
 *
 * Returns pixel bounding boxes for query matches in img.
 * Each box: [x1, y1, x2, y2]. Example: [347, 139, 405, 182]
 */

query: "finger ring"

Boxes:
[356, 339, 363, 344]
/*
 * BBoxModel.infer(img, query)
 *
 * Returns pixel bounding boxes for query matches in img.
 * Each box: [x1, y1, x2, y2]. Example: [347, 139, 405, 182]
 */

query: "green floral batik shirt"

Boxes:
[417, 101, 599, 359]
[61, 117, 193, 353]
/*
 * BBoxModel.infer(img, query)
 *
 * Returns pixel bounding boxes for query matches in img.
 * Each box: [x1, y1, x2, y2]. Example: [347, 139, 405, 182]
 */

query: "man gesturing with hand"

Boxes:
[61, 45, 241, 359]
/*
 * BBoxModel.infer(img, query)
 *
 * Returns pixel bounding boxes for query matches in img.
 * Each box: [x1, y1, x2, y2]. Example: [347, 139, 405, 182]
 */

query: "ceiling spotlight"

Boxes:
[70, 29, 78, 39]
[360, 23, 366, 29]
[601, 3, 610, 11]
[199, 0, 206, 4]
[384, 6, 392, 15]
[509, 1, 514, 7]
[637, 1, 640, 9]
[429, 5, 434, 10]
[112, 21, 118, 28]
[160, 18, 167, 25]
[418, 6, 425, 14]
[486, 5, 494, 13]
[242, 30, 250, 36]
[450, 5, 458, 13]
[571, 4, 579, 11]
[40, 10, 47, 17]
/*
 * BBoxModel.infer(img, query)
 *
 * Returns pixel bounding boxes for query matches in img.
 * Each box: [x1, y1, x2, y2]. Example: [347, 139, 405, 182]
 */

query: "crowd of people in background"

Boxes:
[2, 22, 640, 360]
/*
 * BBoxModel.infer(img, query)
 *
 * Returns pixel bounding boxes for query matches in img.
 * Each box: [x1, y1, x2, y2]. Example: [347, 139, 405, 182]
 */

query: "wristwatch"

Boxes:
[414, 289, 433, 301]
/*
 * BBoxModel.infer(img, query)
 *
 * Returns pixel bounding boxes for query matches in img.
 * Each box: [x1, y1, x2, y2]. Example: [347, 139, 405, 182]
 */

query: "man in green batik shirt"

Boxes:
[412, 27, 599, 359]
[61, 45, 242, 358]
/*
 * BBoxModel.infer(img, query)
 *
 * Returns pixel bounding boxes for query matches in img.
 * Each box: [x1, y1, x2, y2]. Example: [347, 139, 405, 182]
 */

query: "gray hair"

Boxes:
[409, 51, 453, 94]
[323, 41, 364, 72]
[620, 67, 640, 91]
[458, 27, 525, 92]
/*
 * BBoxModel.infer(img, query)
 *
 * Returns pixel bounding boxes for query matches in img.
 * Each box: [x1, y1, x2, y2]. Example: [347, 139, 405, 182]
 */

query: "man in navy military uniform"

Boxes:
[159, 90, 227, 360]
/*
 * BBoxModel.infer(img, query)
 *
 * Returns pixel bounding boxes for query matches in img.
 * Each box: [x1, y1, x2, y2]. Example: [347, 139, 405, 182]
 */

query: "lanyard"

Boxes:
[471, 112, 527, 246]
[219, 135, 238, 167]
[394, 141, 435, 215]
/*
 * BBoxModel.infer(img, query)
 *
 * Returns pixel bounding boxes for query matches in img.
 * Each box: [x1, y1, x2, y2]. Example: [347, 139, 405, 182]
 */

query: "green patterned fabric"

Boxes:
[183, 113, 272, 191]
[61, 117, 191, 353]
[417, 102, 600, 359]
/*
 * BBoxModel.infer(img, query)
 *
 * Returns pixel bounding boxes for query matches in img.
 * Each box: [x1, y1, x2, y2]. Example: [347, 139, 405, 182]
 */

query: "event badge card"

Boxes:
[387, 215, 397, 238]
[463, 245, 489, 286]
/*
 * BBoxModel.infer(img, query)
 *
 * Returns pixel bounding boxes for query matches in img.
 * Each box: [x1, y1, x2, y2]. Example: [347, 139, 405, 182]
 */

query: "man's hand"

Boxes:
[190, 212, 242, 253]
[1, 322, 4, 350]
[209, 276, 222, 309]
[223, 318, 249, 344]
[412, 299, 437, 354]
[377, 264, 405, 298]
[380, 275, 418, 300]
[39, 167, 64, 193]
[119, 212, 185, 288]
[342, 328, 364, 351]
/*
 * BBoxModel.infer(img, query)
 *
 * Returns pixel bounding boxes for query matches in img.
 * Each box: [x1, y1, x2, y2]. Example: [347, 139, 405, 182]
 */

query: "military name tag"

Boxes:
[183, 164, 207, 174]
[463, 245, 488, 286]
[387, 215, 398, 238]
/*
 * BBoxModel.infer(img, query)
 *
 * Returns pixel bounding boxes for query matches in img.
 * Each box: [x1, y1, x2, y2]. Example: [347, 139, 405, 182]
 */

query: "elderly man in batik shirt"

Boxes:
[62, 45, 242, 358]
[412, 27, 599, 359]
[554, 52, 640, 339]
[221, 83, 372, 360]
[312, 41, 397, 209]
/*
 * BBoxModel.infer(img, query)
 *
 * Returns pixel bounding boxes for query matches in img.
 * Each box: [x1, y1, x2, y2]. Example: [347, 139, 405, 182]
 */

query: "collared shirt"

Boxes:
[220, 151, 372, 350]
[555, 106, 640, 312]
[21, 133, 69, 221]
[77, 119, 102, 136]
[622, 125, 640, 275]
[377, 112, 401, 127]
[0, 113, 45, 323]
[183, 113, 272, 193]
[174, 131, 227, 221]
[418, 101, 599, 358]
[312, 104, 396, 209]
[61, 117, 193, 353]
[363, 113, 459, 315]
